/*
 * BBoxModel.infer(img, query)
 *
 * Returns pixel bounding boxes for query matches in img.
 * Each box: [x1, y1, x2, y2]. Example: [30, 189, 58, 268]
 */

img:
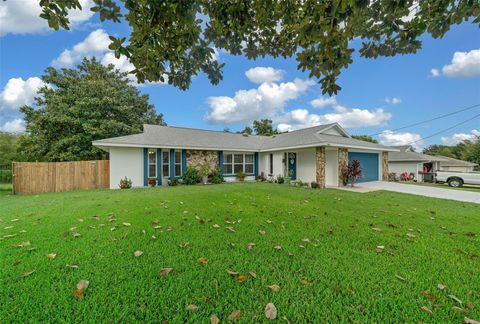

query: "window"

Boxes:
[234, 154, 243, 174]
[222, 153, 255, 175]
[148, 149, 156, 178]
[223, 154, 233, 175]
[269, 154, 273, 175]
[174, 151, 182, 177]
[244, 154, 254, 174]
[162, 150, 169, 177]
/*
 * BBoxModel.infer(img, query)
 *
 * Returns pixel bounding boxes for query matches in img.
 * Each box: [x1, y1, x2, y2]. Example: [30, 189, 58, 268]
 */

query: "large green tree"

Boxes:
[351, 135, 378, 143]
[0, 132, 17, 165]
[17, 58, 165, 162]
[39, 1, 479, 95]
[253, 119, 278, 136]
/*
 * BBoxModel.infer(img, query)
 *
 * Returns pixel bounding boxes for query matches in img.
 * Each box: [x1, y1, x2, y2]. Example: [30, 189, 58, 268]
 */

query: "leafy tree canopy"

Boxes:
[423, 138, 480, 170]
[238, 126, 253, 135]
[39, 1, 480, 95]
[17, 58, 165, 162]
[0, 132, 17, 165]
[253, 119, 278, 136]
[351, 135, 378, 143]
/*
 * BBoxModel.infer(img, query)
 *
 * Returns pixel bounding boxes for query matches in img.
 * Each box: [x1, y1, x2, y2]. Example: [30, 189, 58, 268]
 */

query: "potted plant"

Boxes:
[199, 163, 210, 184]
[148, 177, 157, 187]
[236, 171, 246, 182]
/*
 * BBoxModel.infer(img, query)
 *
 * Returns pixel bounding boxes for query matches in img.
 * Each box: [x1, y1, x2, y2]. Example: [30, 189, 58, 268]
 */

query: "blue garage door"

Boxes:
[348, 152, 379, 182]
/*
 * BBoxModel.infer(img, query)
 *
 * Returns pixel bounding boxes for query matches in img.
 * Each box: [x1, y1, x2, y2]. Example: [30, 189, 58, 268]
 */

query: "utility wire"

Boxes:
[369, 103, 480, 136]
[407, 112, 480, 145]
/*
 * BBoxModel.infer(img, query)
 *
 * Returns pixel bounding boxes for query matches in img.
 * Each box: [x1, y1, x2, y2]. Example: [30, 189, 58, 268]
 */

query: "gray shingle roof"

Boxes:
[388, 151, 477, 166]
[93, 123, 396, 152]
[438, 156, 477, 167]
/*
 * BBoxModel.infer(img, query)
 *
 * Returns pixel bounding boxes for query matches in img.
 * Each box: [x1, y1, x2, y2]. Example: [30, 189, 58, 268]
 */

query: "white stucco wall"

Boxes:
[388, 161, 422, 180]
[296, 148, 316, 183]
[109, 147, 144, 189]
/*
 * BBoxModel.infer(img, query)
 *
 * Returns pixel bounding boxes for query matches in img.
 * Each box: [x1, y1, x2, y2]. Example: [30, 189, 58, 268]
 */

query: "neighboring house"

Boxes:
[93, 123, 397, 189]
[388, 145, 477, 181]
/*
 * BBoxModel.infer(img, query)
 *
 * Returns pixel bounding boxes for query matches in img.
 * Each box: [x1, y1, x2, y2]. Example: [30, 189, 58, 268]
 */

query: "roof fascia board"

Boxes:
[92, 142, 259, 152]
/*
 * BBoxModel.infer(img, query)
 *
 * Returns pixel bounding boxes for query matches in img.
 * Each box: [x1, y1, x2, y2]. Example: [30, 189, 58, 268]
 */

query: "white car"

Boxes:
[435, 170, 480, 187]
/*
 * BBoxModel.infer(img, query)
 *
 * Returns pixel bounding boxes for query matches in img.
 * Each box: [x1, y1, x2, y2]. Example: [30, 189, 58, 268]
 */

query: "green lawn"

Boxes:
[0, 183, 12, 196]
[1, 183, 479, 322]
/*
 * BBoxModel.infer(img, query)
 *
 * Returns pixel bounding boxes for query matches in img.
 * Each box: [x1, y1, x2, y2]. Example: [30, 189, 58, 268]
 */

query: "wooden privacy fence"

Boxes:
[12, 160, 109, 194]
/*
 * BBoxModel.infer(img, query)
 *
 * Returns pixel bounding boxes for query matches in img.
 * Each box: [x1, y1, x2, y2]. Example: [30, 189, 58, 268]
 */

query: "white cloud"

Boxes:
[441, 129, 480, 145]
[52, 29, 110, 68]
[0, 0, 95, 36]
[245, 67, 284, 84]
[430, 68, 440, 77]
[205, 78, 314, 124]
[310, 96, 337, 108]
[0, 77, 45, 112]
[431, 49, 480, 78]
[275, 106, 391, 131]
[0, 118, 25, 133]
[379, 130, 423, 150]
[385, 97, 402, 105]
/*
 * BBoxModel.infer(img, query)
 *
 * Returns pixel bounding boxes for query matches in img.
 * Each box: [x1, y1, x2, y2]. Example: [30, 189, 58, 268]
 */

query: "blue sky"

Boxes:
[1, 1, 479, 150]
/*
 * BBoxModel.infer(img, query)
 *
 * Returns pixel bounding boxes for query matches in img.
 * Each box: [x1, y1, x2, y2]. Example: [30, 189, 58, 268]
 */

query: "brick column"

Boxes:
[315, 146, 326, 188]
[382, 152, 389, 181]
[338, 148, 348, 186]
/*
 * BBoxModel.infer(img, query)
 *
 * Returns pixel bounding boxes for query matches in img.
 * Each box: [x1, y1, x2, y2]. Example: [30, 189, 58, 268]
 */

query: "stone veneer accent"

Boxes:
[382, 152, 389, 181]
[186, 150, 219, 171]
[338, 148, 348, 186]
[315, 146, 326, 188]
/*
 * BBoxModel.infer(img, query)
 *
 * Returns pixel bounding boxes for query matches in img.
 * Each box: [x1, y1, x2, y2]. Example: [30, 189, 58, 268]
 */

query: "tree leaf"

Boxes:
[267, 284, 280, 292]
[395, 275, 406, 282]
[186, 304, 198, 312]
[464, 317, 480, 324]
[375, 245, 385, 253]
[265, 303, 277, 320]
[437, 283, 447, 290]
[198, 257, 209, 264]
[158, 268, 173, 276]
[228, 310, 241, 321]
[226, 269, 238, 275]
[47, 253, 57, 259]
[235, 275, 247, 283]
[421, 306, 433, 315]
[134, 250, 143, 257]
[20, 270, 35, 277]
[210, 314, 220, 324]
[77, 279, 89, 290]
[122, 222, 131, 227]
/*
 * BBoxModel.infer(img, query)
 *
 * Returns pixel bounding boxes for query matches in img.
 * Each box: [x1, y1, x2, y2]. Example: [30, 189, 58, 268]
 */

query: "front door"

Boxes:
[287, 152, 296, 180]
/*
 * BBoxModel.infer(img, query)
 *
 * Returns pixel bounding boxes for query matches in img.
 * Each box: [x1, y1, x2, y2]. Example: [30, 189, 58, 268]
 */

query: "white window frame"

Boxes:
[162, 150, 170, 177]
[223, 153, 255, 175]
[174, 150, 182, 177]
[148, 148, 156, 178]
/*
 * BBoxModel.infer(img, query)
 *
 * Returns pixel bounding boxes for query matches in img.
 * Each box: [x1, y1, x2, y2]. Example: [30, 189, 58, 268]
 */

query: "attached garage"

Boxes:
[348, 152, 379, 182]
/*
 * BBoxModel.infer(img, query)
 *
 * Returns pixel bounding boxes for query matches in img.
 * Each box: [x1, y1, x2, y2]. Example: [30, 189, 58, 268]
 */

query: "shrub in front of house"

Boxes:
[148, 178, 157, 187]
[255, 172, 267, 182]
[183, 167, 200, 185]
[340, 160, 362, 187]
[210, 169, 224, 184]
[311, 181, 319, 189]
[277, 175, 284, 184]
[168, 178, 179, 186]
[119, 177, 132, 189]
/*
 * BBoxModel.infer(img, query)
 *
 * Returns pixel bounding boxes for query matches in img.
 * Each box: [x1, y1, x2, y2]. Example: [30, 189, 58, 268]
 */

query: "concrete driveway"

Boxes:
[359, 181, 480, 204]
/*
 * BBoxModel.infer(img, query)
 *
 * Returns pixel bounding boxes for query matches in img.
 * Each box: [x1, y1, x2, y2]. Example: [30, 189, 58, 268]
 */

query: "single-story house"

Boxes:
[388, 145, 477, 181]
[92, 123, 397, 189]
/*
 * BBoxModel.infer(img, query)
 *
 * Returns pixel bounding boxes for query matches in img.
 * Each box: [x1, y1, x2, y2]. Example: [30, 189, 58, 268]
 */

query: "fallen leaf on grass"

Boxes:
[274, 245, 282, 250]
[210, 314, 220, 324]
[73, 233, 81, 238]
[15, 241, 31, 248]
[122, 222, 131, 227]
[265, 303, 277, 320]
[3, 234, 17, 239]
[47, 253, 57, 259]
[212, 224, 220, 229]
[259, 230, 266, 236]
[20, 270, 35, 278]
[11, 219, 19, 222]
[158, 268, 173, 276]
[226, 269, 238, 275]
[235, 275, 247, 283]
[247, 243, 255, 250]
[267, 284, 280, 292]
[464, 317, 480, 324]
[300, 279, 313, 286]
[437, 284, 447, 290]
[4, 226, 14, 230]
[77, 279, 89, 290]
[422, 291, 439, 301]
[13, 259, 21, 266]
[226, 226, 235, 233]
[66, 264, 79, 269]
[453, 306, 466, 313]
[186, 304, 198, 312]
[395, 275, 406, 282]
[375, 246, 385, 253]
[371, 227, 381, 232]
[421, 306, 433, 315]
[448, 294, 463, 304]
[198, 257, 209, 264]
[406, 233, 416, 239]
[249, 271, 257, 278]
[110, 227, 116, 232]
[228, 310, 241, 321]
[134, 250, 143, 257]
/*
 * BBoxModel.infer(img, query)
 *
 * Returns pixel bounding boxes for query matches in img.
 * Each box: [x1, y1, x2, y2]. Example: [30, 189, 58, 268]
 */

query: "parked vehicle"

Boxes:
[435, 170, 480, 187]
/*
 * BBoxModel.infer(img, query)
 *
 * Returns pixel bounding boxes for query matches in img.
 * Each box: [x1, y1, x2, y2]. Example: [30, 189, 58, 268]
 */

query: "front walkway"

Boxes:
[358, 181, 480, 204]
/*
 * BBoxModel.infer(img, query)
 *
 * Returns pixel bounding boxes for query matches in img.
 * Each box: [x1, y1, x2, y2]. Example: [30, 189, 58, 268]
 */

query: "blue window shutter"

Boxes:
[143, 148, 148, 186]
[169, 149, 175, 179]
[182, 149, 187, 176]
[218, 151, 224, 175]
[156, 148, 162, 186]
[254, 152, 259, 176]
